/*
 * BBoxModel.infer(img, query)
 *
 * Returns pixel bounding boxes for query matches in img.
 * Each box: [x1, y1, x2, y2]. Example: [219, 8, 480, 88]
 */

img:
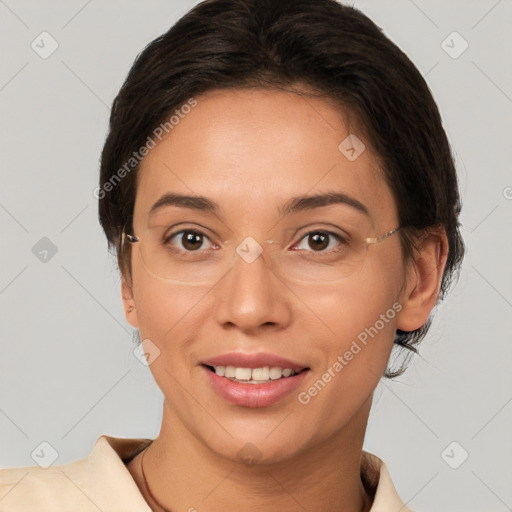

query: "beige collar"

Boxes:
[100, 434, 411, 511]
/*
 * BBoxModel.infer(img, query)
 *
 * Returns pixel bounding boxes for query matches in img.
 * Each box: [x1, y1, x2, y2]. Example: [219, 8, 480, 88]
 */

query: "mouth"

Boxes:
[200, 353, 310, 408]
[202, 364, 309, 384]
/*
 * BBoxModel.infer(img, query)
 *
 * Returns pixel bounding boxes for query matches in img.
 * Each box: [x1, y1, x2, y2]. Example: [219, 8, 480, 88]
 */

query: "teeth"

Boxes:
[224, 365, 236, 378]
[212, 366, 297, 382]
[251, 367, 270, 380]
[235, 367, 252, 380]
[269, 367, 282, 380]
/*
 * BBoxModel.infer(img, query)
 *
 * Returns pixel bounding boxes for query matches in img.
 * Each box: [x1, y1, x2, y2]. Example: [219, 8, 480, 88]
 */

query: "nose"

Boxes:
[213, 239, 293, 333]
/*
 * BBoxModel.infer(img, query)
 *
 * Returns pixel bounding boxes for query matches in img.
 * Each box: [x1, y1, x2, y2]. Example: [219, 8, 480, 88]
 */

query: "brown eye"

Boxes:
[307, 232, 329, 251]
[166, 230, 213, 252]
[293, 231, 345, 253]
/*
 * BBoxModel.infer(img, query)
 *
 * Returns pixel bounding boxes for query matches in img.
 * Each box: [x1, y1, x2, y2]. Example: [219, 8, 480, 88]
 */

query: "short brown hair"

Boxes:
[98, 0, 464, 377]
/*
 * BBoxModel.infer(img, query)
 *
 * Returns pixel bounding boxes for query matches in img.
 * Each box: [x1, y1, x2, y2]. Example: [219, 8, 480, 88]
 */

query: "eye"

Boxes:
[165, 229, 217, 252]
[291, 230, 347, 253]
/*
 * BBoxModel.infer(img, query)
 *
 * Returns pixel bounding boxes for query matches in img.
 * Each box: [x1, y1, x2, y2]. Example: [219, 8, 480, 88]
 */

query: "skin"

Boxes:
[122, 87, 448, 512]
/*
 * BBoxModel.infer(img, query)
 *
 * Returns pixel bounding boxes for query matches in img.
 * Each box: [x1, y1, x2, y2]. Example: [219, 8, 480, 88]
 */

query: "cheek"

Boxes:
[309, 261, 404, 378]
[295, 281, 400, 432]
[131, 274, 208, 405]
[132, 267, 205, 352]
[312, 252, 401, 318]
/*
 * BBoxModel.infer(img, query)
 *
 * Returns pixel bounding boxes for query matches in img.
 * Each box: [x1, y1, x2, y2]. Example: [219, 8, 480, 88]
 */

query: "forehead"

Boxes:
[134, 88, 397, 227]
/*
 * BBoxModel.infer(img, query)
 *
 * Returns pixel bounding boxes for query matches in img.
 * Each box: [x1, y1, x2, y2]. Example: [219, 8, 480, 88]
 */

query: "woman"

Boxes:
[0, 0, 464, 510]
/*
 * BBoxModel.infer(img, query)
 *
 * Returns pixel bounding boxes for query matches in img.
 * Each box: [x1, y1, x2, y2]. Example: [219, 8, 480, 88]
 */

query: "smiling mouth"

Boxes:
[203, 364, 309, 384]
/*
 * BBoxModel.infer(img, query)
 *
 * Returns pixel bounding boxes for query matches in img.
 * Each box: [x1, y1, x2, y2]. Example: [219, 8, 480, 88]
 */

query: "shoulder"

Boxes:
[0, 435, 153, 512]
[362, 450, 413, 512]
[0, 454, 98, 510]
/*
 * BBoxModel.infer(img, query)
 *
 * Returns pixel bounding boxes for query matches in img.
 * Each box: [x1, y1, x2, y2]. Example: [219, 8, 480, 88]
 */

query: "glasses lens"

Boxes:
[266, 232, 369, 284]
[131, 221, 389, 286]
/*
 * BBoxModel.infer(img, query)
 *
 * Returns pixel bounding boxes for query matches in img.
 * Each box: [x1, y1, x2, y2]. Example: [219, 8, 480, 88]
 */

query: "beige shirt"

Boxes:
[0, 435, 411, 511]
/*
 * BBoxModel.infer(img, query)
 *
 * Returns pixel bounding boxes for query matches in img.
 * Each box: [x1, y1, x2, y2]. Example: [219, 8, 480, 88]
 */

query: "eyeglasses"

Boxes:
[121, 222, 402, 286]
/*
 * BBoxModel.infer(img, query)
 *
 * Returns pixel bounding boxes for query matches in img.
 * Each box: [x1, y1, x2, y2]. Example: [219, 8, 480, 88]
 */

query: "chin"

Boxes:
[193, 416, 320, 467]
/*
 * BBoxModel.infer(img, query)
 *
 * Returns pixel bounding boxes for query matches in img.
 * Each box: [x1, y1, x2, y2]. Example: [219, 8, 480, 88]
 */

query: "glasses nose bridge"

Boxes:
[227, 235, 282, 273]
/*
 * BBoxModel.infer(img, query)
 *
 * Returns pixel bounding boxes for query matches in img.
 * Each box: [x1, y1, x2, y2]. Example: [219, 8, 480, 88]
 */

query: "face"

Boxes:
[123, 87, 420, 464]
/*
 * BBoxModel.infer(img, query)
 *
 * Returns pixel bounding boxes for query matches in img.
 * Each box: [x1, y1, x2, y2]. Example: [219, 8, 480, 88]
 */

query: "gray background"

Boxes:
[1, 0, 511, 510]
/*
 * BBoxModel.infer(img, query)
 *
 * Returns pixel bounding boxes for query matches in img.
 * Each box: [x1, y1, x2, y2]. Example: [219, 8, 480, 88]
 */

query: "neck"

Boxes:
[137, 397, 374, 512]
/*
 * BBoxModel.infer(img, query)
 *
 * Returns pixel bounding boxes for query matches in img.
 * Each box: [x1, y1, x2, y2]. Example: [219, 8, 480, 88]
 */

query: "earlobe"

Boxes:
[396, 228, 449, 332]
[121, 277, 139, 328]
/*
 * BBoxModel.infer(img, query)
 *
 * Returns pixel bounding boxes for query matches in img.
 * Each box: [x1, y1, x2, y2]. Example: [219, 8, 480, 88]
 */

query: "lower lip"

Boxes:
[202, 366, 309, 408]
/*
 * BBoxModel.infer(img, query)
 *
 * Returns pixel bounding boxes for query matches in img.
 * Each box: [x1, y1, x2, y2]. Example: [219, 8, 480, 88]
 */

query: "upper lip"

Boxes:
[202, 352, 309, 371]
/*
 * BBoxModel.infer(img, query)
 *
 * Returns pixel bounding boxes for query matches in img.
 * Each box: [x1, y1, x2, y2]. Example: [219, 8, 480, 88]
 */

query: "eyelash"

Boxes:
[164, 228, 348, 255]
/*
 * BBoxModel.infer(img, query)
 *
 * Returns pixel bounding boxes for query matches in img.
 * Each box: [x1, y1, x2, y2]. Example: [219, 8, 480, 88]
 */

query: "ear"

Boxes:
[121, 276, 139, 329]
[396, 227, 449, 332]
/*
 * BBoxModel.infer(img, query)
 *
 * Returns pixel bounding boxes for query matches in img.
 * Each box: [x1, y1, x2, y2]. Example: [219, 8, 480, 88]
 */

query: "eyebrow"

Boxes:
[149, 191, 369, 218]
